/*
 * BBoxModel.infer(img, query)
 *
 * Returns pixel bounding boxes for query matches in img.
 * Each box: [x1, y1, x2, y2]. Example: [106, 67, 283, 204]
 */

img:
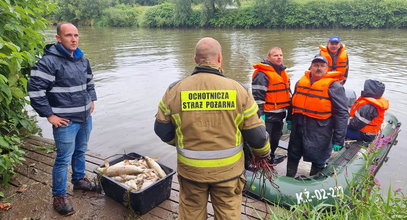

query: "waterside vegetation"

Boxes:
[50, 0, 407, 28]
[0, 0, 55, 194]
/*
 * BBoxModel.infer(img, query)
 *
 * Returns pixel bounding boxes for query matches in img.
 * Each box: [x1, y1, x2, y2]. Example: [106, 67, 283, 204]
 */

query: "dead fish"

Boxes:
[140, 178, 158, 190]
[144, 156, 166, 179]
[98, 165, 145, 177]
[125, 179, 139, 191]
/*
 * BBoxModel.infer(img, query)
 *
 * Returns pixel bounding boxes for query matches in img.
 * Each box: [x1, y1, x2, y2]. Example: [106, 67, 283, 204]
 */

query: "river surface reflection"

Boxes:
[34, 27, 407, 192]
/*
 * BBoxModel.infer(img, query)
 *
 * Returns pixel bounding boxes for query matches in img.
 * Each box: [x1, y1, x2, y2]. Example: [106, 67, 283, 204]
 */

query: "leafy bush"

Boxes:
[98, 4, 141, 27]
[0, 0, 54, 190]
[141, 3, 175, 28]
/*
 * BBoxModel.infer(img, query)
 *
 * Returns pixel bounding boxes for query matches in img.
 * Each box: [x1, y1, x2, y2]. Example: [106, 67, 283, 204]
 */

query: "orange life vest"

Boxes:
[252, 63, 291, 112]
[349, 96, 389, 134]
[292, 71, 343, 119]
[319, 45, 348, 78]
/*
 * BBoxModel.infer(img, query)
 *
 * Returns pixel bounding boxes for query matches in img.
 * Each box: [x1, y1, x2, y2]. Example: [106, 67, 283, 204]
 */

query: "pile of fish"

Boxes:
[97, 156, 167, 192]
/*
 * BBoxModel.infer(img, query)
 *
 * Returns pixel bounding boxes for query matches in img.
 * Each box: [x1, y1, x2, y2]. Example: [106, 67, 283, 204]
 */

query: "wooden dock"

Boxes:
[0, 136, 284, 219]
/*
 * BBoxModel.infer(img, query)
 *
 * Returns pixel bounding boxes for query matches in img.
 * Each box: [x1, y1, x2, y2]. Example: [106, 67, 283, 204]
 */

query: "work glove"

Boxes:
[286, 120, 292, 131]
[332, 144, 342, 152]
[260, 115, 265, 121]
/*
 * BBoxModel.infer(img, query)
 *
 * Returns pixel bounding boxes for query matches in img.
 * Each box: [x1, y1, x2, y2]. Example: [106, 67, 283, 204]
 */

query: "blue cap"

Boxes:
[328, 36, 341, 42]
[312, 55, 328, 64]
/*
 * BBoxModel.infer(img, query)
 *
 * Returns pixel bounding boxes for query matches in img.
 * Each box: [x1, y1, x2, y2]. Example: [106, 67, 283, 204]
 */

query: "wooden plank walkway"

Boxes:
[0, 136, 285, 219]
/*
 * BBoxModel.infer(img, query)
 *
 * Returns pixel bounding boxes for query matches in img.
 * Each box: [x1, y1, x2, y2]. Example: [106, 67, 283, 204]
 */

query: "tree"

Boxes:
[174, 0, 193, 26]
[52, 0, 117, 24]
[255, 0, 289, 28]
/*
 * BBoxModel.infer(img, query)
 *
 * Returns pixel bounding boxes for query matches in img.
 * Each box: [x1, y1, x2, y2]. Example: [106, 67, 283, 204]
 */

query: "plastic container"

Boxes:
[95, 153, 176, 215]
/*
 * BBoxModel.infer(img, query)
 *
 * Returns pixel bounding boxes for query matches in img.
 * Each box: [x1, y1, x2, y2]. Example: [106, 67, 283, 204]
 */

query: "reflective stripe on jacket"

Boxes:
[252, 63, 291, 111]
[156, 66, 270, 183]
[292, 71, 343, 119]
[319, 45, 348, 79]
[350, 96, 389, 134]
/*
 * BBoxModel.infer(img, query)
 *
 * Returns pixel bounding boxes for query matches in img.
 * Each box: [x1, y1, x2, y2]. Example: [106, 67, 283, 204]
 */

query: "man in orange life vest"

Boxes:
[347, 80, 389, 142]
[319, 36, 349, 84]
[286, 55, 349, 177]
[251, 47, 291, 164]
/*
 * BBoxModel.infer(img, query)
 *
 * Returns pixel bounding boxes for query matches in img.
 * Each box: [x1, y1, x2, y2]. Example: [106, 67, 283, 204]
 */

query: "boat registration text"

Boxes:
[295, 186, 344, 204]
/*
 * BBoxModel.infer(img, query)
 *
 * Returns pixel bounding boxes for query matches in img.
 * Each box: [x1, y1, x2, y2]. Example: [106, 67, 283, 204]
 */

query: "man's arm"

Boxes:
[28, 58, 55, 118]
[329, 82, 350, 146]
[252, 72, 268, 116]
[241, 91, 270, 158]
[154, 119, 175, 144]
[348, 104, 378, 130]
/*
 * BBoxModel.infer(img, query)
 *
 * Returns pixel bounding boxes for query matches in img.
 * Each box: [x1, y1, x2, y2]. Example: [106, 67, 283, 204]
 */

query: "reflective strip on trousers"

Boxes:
[177, 144, 243, 159]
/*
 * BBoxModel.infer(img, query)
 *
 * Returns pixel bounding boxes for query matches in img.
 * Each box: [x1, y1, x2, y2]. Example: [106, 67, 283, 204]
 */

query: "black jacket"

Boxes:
[28, 43, 97, 123]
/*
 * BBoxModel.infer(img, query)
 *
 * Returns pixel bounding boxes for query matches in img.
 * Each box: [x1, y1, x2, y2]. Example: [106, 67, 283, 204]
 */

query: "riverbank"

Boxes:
[0, 136, 281, 219]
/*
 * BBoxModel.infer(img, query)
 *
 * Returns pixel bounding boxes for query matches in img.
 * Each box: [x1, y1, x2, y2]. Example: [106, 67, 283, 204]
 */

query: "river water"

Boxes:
[34, 27, 407, 192]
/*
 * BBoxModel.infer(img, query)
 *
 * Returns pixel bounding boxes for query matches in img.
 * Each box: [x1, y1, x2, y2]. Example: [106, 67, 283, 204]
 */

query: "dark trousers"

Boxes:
[265, 112, 285, 159]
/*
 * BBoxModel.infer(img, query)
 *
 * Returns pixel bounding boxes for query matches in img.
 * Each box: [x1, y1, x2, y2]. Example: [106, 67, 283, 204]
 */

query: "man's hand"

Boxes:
[332, 144, 342, 152]
[90, 101, 95, 113]
[47, 115, 69, 128]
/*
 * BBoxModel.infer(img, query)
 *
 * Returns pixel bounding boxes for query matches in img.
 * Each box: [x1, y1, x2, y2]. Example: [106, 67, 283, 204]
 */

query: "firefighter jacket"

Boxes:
[319, 45, 349, 81]
[349, 79, 389, 136]
[288, 71, 349, 164]
[155, 65, 270, 183]
[292, 71, 344, 119]
[252, 62, 291, 114]
[28, 43, 97, 123]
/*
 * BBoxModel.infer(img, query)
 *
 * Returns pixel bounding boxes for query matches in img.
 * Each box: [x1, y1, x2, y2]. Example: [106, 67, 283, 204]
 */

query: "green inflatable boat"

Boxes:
[244, 112, 401, 208]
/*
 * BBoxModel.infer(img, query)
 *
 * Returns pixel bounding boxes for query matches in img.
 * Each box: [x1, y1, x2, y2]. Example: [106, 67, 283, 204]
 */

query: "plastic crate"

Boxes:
[95, 153, 176, 215]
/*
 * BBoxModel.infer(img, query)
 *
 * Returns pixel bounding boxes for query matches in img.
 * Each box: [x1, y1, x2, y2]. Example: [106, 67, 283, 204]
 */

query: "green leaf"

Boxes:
[11, 87, 25, 98]
[0, 136, 10, 147]
[0, 74, 8, 83]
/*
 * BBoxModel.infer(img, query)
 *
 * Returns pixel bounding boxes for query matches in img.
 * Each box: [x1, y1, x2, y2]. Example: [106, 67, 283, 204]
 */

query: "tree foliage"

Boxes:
[0, 0, 55, 187]
[174, 0, 193, 27]
[98, 4, 141, 27]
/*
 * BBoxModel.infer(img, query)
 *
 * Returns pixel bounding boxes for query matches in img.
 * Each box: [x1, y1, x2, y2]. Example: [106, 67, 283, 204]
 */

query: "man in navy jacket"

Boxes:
[28, 22, 97, 216]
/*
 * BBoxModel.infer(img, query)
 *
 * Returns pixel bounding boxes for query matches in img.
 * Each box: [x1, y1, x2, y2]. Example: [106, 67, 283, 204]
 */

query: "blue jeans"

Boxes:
[52, 116, 92, 196]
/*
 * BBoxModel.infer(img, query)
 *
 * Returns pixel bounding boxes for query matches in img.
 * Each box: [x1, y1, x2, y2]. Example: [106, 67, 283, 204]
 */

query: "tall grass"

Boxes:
[266, 139, 407, 219]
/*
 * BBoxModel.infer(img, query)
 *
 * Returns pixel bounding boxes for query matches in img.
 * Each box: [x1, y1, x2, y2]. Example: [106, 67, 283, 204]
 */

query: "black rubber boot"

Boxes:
[310, 163, 324, 176]
[286, 159, 299, 177]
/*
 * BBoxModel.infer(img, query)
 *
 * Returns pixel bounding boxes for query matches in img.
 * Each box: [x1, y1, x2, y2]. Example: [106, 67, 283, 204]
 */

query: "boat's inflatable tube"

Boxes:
[245, 112, 401, 208]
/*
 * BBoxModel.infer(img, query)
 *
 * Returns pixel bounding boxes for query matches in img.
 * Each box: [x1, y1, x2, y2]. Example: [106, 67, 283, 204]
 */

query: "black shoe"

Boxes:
[73, 177, 97, 192]
[53, 195, 75, 216]
[270, 154, 287, 165]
